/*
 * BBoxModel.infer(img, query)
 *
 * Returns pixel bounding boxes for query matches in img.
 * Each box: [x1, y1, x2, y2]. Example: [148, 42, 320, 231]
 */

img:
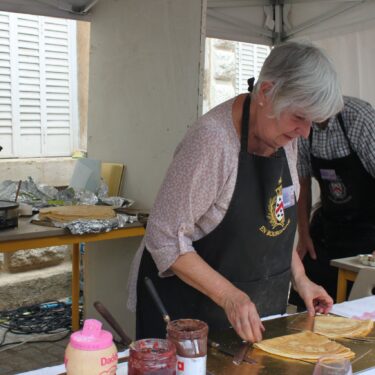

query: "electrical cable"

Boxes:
[0, 300, 73, 350]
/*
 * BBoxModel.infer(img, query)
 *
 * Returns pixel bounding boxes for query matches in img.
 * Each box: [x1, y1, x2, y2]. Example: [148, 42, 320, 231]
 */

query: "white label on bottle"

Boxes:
[176, 355, 206, 375]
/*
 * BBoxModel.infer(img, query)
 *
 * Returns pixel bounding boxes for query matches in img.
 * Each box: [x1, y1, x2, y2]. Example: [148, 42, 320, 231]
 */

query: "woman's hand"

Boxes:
[220, 287, 265, 343]
[293, 274, 333, 315]
[296, 233, 317, 260]
[171, 253, 265, 342]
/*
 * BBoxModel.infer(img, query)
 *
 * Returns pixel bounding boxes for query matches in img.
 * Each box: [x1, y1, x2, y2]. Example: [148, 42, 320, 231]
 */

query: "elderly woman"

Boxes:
[128, 41, 343, 342]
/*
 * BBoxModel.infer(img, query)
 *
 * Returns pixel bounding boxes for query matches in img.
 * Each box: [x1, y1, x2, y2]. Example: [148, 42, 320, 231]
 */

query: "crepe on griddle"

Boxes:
[39, 205, 116, 222]
[254, 331, 354, 361]
[313, 315, 374, 338]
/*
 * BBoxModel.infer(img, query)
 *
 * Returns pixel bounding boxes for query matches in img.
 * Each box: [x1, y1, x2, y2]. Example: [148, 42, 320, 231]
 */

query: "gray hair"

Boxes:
[253, 41, 343, 122]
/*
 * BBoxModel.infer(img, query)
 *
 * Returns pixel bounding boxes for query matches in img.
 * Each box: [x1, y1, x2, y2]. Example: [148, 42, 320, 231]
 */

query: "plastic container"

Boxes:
[64, 319, 118, 375]
[167, 319, 208, 375]
[128, 338, 176, 375]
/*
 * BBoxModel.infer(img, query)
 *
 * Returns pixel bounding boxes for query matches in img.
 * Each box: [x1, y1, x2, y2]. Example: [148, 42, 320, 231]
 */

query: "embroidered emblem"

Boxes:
[274, 184, 285, 224]
[259, 177, 290, 237]
[327, 178, 352, 204]
[329, 181, 346, 199]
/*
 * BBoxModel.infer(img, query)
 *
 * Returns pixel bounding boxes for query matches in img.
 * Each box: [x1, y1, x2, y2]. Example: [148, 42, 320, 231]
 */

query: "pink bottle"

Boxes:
[65, 319, 118, 375]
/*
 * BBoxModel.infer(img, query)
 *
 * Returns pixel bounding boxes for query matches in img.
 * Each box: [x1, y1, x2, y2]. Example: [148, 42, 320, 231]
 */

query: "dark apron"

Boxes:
[293, 113, 375, 304]
[136, 95, 297, 339]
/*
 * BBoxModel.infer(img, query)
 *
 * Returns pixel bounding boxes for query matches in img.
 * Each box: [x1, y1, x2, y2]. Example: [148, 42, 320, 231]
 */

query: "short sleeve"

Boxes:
[351, 103, 375, 178]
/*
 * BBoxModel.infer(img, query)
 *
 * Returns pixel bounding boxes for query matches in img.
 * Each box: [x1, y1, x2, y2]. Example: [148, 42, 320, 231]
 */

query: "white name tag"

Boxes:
[320, 168, 337, 181]
[282, 185, 295, 209]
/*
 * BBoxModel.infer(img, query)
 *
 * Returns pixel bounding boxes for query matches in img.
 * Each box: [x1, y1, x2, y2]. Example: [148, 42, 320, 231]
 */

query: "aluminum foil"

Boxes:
[100, 197, 134, 208]
[97, 179, 109, 199]
[52, 214, 137, 235]
[0, 177, 134, 209]
[73, 189, 98, 205]
[0, 177, 52, 207]
[0, 177, 137, 233]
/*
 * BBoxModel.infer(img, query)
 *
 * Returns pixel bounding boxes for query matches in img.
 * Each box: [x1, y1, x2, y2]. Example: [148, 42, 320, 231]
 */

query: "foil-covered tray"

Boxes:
[207, 313, 375, 374]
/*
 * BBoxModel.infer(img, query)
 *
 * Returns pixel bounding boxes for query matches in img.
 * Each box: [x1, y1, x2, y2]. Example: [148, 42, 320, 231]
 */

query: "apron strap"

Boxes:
[241, 94, 251, 152]
[337, 112, 355, 153]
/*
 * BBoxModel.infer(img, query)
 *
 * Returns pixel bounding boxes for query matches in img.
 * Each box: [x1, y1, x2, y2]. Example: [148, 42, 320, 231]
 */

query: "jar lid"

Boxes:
[70, 319, 114, 351]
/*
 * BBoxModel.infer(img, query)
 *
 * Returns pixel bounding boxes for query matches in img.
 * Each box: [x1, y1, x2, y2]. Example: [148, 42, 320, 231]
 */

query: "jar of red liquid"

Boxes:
[128, 338, 176, 375]
[167, 319, 208, 375]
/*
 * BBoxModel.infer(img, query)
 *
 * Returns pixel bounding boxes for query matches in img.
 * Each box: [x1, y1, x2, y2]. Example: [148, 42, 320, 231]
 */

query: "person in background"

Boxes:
[128, 41, 343, 342]
[290, 96, 375, 308]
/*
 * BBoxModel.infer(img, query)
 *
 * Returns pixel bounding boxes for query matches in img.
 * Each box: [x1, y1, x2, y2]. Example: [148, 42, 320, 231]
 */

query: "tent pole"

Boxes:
[273, 1, 284, 44]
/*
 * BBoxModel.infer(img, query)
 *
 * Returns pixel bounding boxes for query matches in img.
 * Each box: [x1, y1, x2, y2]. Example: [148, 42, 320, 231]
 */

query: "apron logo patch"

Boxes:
[328, 180, 351, 204]
[259, 178, 290, 237]
[275, 192, 284, 222]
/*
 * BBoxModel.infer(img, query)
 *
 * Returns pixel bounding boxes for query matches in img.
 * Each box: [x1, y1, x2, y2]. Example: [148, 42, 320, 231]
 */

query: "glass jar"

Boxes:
[65, 319, 118, 375]
[167, 319, 208, 375]
[128, 338, 176, 375]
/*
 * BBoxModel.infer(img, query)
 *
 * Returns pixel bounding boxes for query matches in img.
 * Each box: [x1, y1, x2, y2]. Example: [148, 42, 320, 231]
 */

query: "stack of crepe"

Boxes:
[254, 315, 373, 361]
[39, 205, 116, 222]
[254, 331, 355, 361]
[314, 315, 374, 338]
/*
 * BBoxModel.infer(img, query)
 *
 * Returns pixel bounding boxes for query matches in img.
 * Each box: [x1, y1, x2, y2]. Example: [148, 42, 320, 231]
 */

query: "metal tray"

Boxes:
[207, 313, 375, 374]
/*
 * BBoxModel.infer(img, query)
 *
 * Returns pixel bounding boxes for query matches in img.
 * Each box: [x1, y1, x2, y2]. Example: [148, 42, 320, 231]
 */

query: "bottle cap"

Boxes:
[70, 319, 114, 351]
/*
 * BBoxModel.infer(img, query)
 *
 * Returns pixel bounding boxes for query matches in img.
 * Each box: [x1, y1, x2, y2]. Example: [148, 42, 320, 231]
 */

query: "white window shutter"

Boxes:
[0, 12, 77, 158]
[235, 43, 270, 95]
[17, 14, 42, 157]
[0, 12, 13, 157]
[43, 16, 77, 156]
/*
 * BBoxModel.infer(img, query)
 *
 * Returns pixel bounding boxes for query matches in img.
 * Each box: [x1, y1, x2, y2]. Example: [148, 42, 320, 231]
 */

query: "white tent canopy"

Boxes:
[0, 0, 375, 42]
[207, 0, 375, 45]
[0, 0, 373, 103]
[0, 0, 96, 20]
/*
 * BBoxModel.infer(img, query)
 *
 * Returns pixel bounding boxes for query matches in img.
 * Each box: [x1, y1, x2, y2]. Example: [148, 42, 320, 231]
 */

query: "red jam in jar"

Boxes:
[128, 338, 176, 375]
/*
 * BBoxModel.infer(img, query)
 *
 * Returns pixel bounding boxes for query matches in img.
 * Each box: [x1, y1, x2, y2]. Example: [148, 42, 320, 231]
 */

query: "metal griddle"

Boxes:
[207, 313, 375, 374]
[0, 200, 19, 229]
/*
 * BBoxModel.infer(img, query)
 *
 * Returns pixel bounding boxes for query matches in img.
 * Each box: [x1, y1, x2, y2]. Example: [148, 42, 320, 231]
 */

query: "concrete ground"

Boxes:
[0, 330, 69, 375]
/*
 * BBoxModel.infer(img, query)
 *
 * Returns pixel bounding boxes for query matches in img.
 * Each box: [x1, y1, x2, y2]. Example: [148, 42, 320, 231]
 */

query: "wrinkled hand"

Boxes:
[296, 233, 317, 260]
[221, 288, 265, 343]
[294, 275, 333, 315]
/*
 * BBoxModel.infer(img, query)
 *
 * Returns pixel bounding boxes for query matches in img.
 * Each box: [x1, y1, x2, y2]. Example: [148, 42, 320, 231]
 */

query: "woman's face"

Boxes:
[253, 82, 312, 151]
[255, 101, 312, 150]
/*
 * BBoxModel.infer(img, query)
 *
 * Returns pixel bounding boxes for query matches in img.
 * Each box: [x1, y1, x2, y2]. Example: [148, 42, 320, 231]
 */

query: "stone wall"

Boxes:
[203, 38, 237, 114]
[0, 263, 72, 310]
[4, 246, 70, 273]
[0, 158, 75, 309]
[203, 38, 271, 114]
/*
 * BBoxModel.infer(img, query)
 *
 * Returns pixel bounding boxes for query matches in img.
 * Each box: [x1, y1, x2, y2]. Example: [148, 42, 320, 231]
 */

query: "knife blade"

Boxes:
[233, 341, 250, 365]
[208, 339, 257, 365]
